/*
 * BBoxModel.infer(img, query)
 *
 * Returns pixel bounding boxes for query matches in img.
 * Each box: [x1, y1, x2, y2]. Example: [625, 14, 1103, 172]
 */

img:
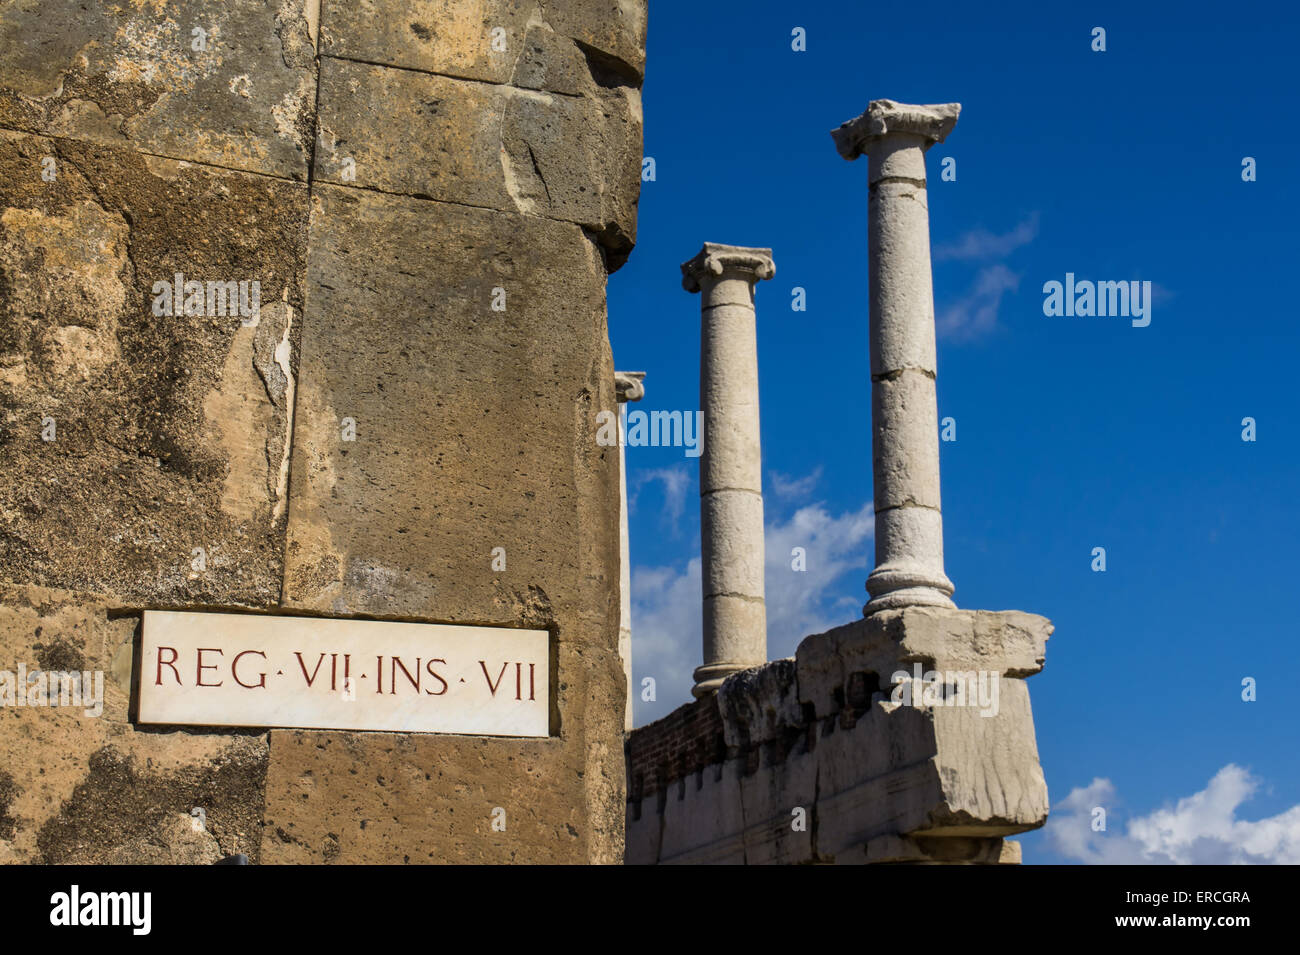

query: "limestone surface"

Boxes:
[1, 0, 646, 866]
[312, 58, 642, 264]
[831, 100, 961, 161]
[681, 244, 775, 697]
[0, 583, 268, 864]
[0, 0, 319, 179]
[281, 184, 616, 626]
[321, 0, 647, 88]
[833, 100, 959, 615]
[0, 131, 307, 608]
[261, 640, 626, 864]
[626, 607, 1052, 864]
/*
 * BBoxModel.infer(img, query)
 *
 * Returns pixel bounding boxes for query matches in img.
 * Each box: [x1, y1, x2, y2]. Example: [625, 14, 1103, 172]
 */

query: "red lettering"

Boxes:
[424, 658, 448, 696]
[391, 656, 420, 694]
[155, 646, 182, 686]
[232, 650, 267, 689]
[295, 652, 326, 687]
[480, 660, 508, 696]
[196, 648, 223, 687]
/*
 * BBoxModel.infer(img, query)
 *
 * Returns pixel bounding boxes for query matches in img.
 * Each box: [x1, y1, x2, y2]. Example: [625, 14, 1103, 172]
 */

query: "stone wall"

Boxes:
[0, 0, 644, 864]
[626, 608, 1052, 864]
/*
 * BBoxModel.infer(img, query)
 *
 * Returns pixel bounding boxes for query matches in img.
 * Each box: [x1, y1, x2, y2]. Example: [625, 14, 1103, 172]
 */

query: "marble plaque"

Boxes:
[137, 610, 549, 737]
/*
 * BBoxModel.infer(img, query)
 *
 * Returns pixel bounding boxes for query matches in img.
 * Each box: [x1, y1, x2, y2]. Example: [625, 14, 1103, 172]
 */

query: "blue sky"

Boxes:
[609, 0, 1300, 863]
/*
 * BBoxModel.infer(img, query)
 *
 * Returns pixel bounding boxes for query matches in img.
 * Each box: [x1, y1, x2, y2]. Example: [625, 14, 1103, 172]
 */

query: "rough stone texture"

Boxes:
[795, 607, 1051, 716]
[261, 646, 624, 864]
[681, 245, 775, 697]
[0, 0, 319, 180]
[268, 179, 626, 862]
[864, 833, 1022, 864]
[313, 57, 642, 266]
[872, 371, 942, 511]
[320, 0, 647, 94]
[0, 131, 307, 608]
[2, 0, 643, 865]
[626, 607, 1052, 864]
[866, 181, 938, 377]
[281, 184, 611, 623]
[0, 583, 268, 864]
[537, 0, 646, 80]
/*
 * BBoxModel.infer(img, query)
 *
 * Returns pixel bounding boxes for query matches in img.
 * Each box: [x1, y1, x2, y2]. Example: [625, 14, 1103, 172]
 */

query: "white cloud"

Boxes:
[934, 214, 1039, 262]
[933, 214, 1038, 342]
[1046, 765, 1300, 864]
[628, 557, 702, 724]
[769, 466, 823, 501]
[936, 264, 1020, 341]
[631, 465, 691, 531]
[629, 501, 873, 725]
[763, 501, 874, 657]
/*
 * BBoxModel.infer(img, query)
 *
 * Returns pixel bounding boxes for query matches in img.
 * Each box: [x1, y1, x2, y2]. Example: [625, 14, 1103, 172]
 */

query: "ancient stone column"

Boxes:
[615, 370, 645, 730]
[681, 244, 775, 697]
[832, 100, 960, 616]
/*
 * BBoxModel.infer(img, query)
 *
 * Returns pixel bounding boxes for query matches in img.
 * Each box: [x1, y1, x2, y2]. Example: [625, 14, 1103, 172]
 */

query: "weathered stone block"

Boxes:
[539, 0, 646, 80]
[716, 657, 799, 749]
[923, 681, 1048, 835]
[0, 0, 318, 179]
[629, 606, 1053, 863]
[0, 582, 268, 864]
[312, 57, 641, 263]
[863, 833, 1017, 864]
[282, 183, 616, 630]
[0, 131, 307, 607]
[261, 642, 626, 863]
[735, 744, 816, 864]
[321, 0, 531, 84]
[795, 607, 1051, 719]
[658, 763, 745, 864]
[320, 0, 645, 87]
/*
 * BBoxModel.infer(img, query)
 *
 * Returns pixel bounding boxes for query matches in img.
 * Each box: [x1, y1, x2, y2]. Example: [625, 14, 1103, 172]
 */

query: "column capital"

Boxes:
[831, 100, 961, 161]
[681, 243, 776, 293]
[614, 370, 646, 403]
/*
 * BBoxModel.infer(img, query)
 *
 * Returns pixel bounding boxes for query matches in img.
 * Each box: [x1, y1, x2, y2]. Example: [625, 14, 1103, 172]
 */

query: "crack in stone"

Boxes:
[874, 501, 943, 514]
[872, 367, 936, 382]
[314, 52, 585, 99]
[871, 175, 927, 189]
[703, 592, 766, 604]
[700, 486, 762, 498]
[525, 142, 551, 204]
